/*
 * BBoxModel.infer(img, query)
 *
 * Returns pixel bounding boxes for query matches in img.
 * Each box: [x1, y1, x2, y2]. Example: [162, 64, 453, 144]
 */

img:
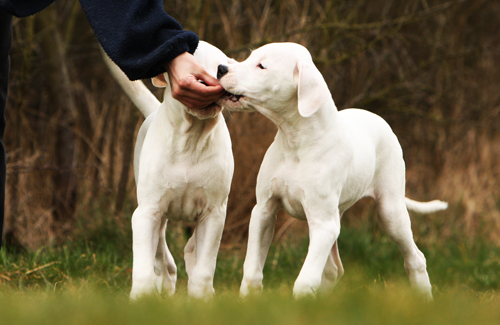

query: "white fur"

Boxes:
[102, 51, 159, 118]
[218, 42, 447, 300]
[105, 41, 234, 299]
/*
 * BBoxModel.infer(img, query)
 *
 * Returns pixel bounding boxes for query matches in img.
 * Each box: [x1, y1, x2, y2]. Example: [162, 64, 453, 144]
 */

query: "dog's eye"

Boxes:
[257, 63, 266, 69]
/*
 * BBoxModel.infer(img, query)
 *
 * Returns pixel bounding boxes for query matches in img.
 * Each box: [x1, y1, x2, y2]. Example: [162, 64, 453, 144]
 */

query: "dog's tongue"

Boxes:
[222, 91, 242, 102]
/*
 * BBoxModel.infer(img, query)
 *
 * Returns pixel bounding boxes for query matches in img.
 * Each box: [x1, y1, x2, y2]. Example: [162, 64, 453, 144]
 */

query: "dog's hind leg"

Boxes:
[184, 229, 197, 279]
[130, 206, 162, 300]
[319, 240, 344, 294]
[376, 196, 433, 300]
[154, 218, 177, 296]
[240, 202, 279, 296]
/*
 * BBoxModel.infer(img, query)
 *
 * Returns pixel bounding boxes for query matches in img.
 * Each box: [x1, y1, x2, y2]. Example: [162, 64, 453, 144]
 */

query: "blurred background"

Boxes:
[3, 0, 499, 251]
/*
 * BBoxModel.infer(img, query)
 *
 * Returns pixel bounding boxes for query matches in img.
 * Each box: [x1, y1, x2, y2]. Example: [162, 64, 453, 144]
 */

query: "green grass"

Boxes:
[2, 226, 500, 324]
[2, 288, 500, 325]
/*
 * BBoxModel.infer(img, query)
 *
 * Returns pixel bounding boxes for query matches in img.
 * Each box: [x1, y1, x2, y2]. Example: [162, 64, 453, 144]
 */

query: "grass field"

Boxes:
[2, 224, 500, 324]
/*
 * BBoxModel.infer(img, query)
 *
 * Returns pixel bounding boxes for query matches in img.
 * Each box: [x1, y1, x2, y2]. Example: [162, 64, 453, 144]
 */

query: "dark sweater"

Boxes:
[0, 0, 199, 80]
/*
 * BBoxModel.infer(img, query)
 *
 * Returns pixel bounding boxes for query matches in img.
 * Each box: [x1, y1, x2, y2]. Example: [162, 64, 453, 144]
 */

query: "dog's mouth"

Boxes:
[203, 102, 220, 109]
[221, 91, 244, 103]
[188, 102, 222, 120]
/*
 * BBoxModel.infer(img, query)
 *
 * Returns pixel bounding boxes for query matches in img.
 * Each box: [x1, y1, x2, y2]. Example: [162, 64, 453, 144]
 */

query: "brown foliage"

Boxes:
[4, 0, 500, 249]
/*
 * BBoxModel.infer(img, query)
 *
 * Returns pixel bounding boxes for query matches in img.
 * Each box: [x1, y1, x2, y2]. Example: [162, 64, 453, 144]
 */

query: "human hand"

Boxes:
[165, 52, 225, 109]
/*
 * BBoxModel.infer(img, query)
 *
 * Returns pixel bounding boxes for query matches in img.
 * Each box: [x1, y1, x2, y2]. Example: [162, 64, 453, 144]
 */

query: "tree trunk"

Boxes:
[39, 7, 77, 236]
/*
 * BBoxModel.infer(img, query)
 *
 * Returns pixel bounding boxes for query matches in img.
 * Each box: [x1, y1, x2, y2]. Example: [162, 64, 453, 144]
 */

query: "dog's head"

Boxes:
[217, 42, 332, 118]
[152, 41, 234, 120]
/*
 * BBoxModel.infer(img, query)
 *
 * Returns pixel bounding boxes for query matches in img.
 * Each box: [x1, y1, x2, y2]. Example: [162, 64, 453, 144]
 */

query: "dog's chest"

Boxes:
[160, 186, 212, 222]
[144, 158, 232, 222]
[169, 164, 230, 220]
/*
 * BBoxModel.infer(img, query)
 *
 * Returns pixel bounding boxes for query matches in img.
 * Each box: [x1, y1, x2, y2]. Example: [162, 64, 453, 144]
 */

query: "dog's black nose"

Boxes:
[217, 64, 228, 79]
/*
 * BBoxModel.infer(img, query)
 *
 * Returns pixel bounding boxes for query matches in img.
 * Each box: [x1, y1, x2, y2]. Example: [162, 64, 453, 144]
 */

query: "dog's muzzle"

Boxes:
[217, 64, 244, 103]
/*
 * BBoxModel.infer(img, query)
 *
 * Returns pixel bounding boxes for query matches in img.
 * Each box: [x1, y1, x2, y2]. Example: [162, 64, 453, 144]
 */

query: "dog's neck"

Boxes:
[261, 97, 340, 152]
[157, 88, 220, 157]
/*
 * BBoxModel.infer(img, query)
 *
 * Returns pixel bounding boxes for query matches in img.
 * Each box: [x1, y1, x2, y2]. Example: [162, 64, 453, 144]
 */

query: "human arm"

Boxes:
[79, 0, 199, 81]
[79, 0, 223, 108]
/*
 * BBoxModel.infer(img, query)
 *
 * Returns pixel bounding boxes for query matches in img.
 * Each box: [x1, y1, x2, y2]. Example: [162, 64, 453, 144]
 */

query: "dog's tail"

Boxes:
[101, 50, 159, 118]
[405, 197, 448, 214]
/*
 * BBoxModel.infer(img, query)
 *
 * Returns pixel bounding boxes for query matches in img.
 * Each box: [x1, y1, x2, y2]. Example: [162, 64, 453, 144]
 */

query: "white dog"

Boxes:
[104, 41, 234, 299]
[217, 42, 447, 300]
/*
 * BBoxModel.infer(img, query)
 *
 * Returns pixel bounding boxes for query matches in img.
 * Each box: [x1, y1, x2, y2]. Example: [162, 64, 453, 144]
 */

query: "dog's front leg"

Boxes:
[293, 207, 340, 298]
[240, 203, 279, 296]
[187, 207, 226, 298]
[130, 206, 163, 300]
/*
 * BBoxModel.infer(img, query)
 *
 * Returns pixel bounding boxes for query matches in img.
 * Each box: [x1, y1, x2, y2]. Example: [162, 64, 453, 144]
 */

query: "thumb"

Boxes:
[195, 69, 220, 87]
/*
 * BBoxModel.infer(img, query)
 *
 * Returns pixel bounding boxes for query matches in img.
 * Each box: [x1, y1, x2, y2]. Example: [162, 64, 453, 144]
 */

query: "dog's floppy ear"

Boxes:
[152, 73, 168, 88]
[296, 61, 330, 117]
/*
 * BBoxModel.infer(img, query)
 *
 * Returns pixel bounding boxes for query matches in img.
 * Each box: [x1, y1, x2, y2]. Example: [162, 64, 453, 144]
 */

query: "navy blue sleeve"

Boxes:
[79, 0, 199, 80]
[0, 0, 56, 17]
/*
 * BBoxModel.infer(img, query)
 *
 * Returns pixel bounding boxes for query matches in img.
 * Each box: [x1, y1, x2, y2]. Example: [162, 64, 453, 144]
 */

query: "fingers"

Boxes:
[195, 71, 220, 87]
[171, 76, 224, 109]
[166, 52, 226, 110]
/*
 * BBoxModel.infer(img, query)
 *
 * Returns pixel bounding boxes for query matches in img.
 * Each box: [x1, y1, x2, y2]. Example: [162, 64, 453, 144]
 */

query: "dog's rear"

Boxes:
[102, 50, 159, 118]
[405, 198, 448, 214]
[102, 50, 160, 181]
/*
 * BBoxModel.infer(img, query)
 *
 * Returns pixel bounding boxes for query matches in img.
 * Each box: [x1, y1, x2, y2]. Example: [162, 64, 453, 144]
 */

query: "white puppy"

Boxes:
[217, 42, 447, 300]
[104, 41, 234, 299]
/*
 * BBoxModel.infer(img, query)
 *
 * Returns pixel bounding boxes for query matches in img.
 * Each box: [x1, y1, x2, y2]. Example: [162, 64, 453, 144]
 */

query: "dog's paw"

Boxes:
[293, 288, 318, 299]
[240, 281, 263, 297]
[187, 279, 215, 299]
[129, 285, 158, 301]
[293, 278, 321, 299]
